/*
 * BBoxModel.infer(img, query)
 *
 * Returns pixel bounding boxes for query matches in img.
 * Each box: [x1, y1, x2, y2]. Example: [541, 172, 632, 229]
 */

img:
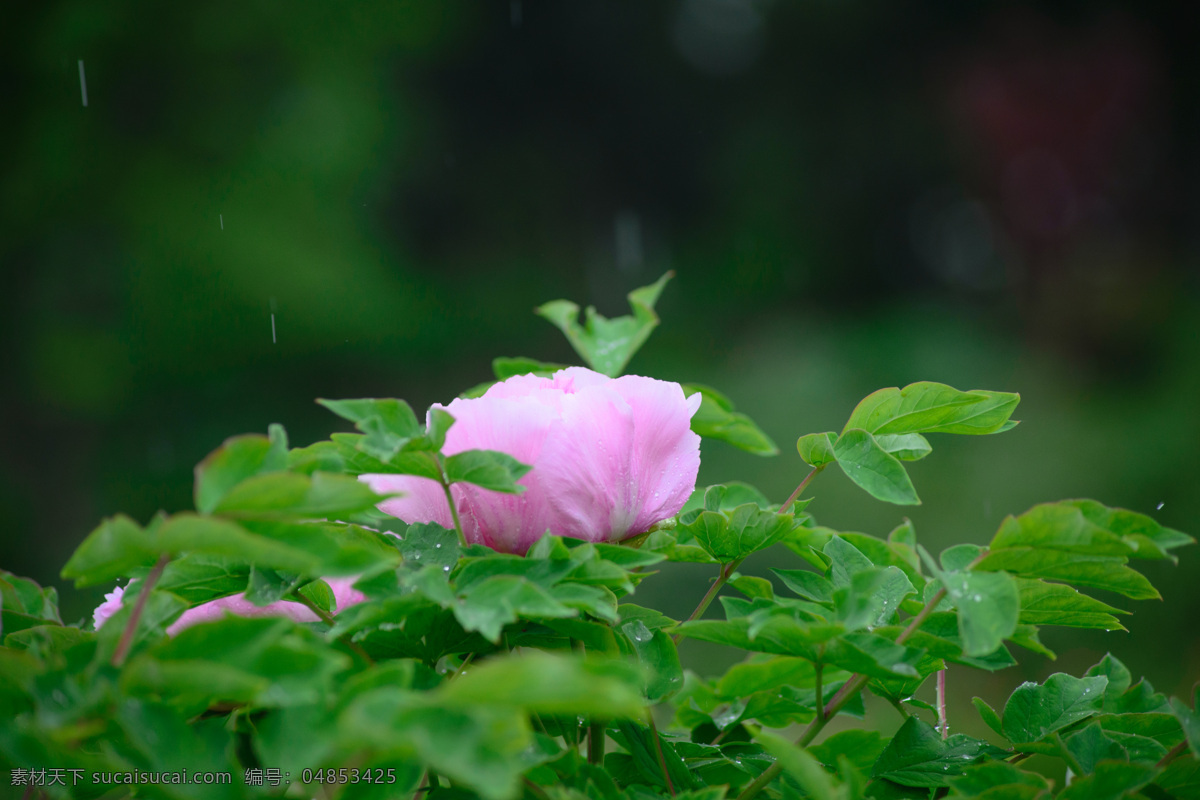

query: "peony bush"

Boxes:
[2, 273, 1198, 800]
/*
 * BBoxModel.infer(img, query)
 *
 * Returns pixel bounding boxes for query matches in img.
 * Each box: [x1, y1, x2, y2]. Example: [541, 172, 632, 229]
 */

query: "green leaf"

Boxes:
[871, 716, 1008, 788]
[1001, 673, 1109, 745]
[797, 432, 839, 469]
[123, 616, 351, 709]
[61, 514, 161, 588]
[874, 433, 933, 462]
[535, 271, 673, 377]
[397, 522, 461, 572]
[297, 579, 335, 615]
[810, 729, 889, 776]
[973, 697, 1005, 737]
[318, 397, 426, 461]
[753, 727, 838, 800]
[1171, 685, 1200, 758]
[441, 651, 647, 718]
[1016, 579, 1127, 630]
[1057, 761, 1158, 800]
[941, 570, 1019, 658]
[834, 429, 920, 506]
[977, 548, 1158, 601]
[947, 762, 1052, 797]
[212, 471, 388, 519]
[286, 439, 344, 475]
[193, 431, 287, 513]
[683, 383, 779, 456]
[825, 536, 916, 626]
[1155, 754, 1200, 799]
[444, 449, 532, 493]
[774, 568, 834, 604]
[340, 688, 531, 800]
[493, 356, 571, 380]
[612, 719, 703, 791]
[618, 618, 684, 701]
[680, 504, 794, 562]
[453, 575, 576, 642]
[1063, 500, 1193, 561]
[844, 382, 1019, 436]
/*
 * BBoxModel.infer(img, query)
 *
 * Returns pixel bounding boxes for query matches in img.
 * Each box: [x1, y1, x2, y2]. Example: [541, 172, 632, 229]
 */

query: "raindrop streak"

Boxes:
[219, 214, 224, 230]
[270, 314, 276, 344]
[1157, 502, 1165, 510]
[77, 59, 88, 107]
[510, 0, 522, 27]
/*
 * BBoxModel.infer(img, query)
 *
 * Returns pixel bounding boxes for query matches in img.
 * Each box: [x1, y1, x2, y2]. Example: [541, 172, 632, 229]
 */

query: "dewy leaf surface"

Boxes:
[1001, 673, 1109, 745]
[871, 716, 1008, 787]
[843, 382, 1019, 436]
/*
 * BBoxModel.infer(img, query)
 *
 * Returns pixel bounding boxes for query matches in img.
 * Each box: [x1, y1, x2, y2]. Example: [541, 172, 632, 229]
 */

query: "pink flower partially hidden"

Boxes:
[362, 367, 702, 554]
[92, 579, 366, 634]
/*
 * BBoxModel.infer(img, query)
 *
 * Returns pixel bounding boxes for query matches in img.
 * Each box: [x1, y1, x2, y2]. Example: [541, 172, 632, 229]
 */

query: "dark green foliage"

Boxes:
[4, 285, 1195, 800]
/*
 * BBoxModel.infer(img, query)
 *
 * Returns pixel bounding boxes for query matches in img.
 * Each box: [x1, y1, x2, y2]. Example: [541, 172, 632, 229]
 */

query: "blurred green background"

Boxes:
[3, 0, 1198, 745]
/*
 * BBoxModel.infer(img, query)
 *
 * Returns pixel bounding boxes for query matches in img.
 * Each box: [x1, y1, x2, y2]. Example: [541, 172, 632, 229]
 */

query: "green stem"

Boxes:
[1157, 741, 1187, 768]
[440, 476, 468, 549]
[887, 696, 910, 720]
[111, 553, 170, 667]
[736, 587, 949, 800]
[646, 712, 675, 796]
[522, 778, 553, 800]
[814, 659, 825, 725]
[936, 668, 948, 740]
[780, 466, 822, 512]
[588, 719, 607, 765]
[673, 559, 742, 645]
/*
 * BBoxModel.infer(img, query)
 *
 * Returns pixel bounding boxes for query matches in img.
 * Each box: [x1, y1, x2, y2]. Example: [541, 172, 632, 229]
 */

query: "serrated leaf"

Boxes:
[680, 504, 793, 562]
[834, 429, 920, 506]
[1001, 673, 1108, 745]
[453, 575, 576, 642]
[535, 272, 673, 377]
[444, 449, 532, 493]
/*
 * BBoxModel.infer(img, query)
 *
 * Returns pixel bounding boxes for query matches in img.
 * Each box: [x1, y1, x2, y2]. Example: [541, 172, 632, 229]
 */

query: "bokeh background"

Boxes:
[4, 0, 1198, 755]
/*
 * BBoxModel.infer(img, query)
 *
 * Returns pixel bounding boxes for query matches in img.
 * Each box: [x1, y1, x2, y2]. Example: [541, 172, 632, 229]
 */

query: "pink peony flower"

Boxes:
[361, 367, 702, 554]
[92, 578, 366, 634]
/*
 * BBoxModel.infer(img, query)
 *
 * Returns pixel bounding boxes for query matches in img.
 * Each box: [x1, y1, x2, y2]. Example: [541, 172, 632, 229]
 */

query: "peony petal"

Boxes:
[609, 376, 703, 533]
[538, 383, 639, 541]
[360, 473, 455, 531]
[93, 584, 127, 630]
[166, 594, 319, 635]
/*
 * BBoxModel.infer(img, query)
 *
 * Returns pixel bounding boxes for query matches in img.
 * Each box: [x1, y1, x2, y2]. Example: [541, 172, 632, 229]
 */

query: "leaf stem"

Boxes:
[438, 462, 469, 549]
[736, 586, 949, 800]
[813, 659, 825, 725]
[588, 719, 607, 765]
[780, 466, 823, 512]
[111, 553, 170, 667]
[1157, 740, 1188, 768]
[522, 778, 553, 800]
[937, 668, 948, 740]
[673, 558, 742, 645]
[646, 712, 675, 796]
